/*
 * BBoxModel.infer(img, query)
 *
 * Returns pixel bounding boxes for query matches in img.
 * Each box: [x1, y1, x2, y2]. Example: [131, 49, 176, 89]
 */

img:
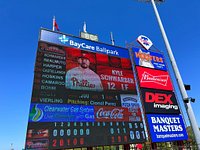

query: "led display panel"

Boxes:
[25, 29, 146, 149]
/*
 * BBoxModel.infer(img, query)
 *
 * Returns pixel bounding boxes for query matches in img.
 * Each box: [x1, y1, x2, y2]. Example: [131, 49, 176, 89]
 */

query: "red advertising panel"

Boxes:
[94, 106, 142, 122]
[136, 66, 173, 91]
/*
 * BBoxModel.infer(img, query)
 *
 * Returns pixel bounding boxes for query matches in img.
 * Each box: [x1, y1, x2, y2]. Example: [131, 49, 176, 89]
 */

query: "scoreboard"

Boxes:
[25, 29, 146, 149]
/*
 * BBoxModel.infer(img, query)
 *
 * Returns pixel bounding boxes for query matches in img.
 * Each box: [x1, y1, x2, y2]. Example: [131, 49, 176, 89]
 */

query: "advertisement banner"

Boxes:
[120, 94, 142, 122]
[94, 106, 142, 122]
[29, 103, 95, 122]
[132, 48, 167, 71]
[146, 114, 188, 142]
[136, 66, 173, 91]
[140, 88, 180, 114]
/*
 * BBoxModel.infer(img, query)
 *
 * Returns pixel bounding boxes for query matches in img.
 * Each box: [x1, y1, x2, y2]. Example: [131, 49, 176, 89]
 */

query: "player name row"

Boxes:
[35, 76, 134, 86]
[32, 97, 140, 108]
[36, 57, 66, 65]
[37, 52, 66, 60]
[35, 63, 65, 70]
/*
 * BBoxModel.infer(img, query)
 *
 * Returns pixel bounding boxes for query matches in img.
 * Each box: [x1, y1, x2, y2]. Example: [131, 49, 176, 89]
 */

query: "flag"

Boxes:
[110, 32, 115, 45]
[83, 21, 87, 33]
[53, 16, 60, 31]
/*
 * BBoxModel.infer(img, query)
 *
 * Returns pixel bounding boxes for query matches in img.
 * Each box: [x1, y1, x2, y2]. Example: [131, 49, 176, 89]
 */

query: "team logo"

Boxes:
[27, 129, 49, 138]
[137, 35, 153, 50]
[71, 77, 95, 89]
[122, 97, 137, 102]
[29, 104, 44, 122]
[58, 35, 69, 44]
[26, 139, 48, 149]
[141, 72, 168, 86]
[120, 94, 140, 111]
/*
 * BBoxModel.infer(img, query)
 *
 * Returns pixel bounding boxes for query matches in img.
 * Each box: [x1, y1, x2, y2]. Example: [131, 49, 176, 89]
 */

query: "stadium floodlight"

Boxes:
[184, 97, 196, 103]
[137, 0, 164, 4]
[136, 0, 200, 148]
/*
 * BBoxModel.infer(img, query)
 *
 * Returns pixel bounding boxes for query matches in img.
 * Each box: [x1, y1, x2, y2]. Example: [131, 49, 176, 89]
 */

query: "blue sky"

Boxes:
[0, 0, 200, 149]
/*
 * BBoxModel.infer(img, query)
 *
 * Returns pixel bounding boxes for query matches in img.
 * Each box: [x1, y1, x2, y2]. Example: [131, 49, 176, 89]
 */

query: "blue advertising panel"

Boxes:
[132, 47, 167, 71]
[146, 114, 188, 142]
[40, 29, 129, 58]
[29, 103, 95, 122]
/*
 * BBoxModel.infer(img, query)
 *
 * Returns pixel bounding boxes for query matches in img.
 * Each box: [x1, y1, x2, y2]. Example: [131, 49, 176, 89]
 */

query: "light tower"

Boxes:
[136, 0, 200, 149]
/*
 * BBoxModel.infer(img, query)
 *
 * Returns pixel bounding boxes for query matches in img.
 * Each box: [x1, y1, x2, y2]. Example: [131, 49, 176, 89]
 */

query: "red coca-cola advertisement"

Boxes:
[136, 66, 173, 91]
[94, 106, 140, 122]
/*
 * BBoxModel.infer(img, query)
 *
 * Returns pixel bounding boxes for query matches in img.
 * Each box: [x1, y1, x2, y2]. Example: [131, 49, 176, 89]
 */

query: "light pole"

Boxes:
[137, 0, 200, 149]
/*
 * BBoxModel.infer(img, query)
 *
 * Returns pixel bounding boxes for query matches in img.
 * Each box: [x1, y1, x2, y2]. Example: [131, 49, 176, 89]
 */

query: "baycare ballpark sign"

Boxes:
[146, 114, 188, 142]
[40, 29, 129, 58]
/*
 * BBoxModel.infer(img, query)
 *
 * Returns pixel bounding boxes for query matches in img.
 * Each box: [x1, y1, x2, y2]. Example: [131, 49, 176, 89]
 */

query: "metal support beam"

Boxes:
[150, 0, 200, 149]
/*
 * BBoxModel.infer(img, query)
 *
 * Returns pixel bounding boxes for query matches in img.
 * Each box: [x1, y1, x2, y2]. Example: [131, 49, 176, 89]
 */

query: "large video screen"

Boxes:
[25, 29, 146, 149]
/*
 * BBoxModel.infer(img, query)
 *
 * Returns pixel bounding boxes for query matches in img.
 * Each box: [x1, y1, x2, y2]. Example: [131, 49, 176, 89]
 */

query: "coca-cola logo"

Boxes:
[141, 72, 168, 86]
[96, 108, 124, 119]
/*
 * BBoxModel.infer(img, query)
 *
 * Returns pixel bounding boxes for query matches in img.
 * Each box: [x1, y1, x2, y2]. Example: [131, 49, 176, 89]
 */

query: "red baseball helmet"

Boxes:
[79, 53, 91, 61]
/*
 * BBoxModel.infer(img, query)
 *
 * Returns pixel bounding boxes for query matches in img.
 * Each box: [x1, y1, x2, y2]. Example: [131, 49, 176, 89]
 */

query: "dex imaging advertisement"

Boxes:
[146, 114, 188, 142]
[140, 88, 180, 114]
[25, 29, 146, 149]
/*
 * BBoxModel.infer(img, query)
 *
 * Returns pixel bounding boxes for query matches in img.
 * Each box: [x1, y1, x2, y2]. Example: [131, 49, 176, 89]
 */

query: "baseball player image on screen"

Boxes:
[65, 53, 103, 92]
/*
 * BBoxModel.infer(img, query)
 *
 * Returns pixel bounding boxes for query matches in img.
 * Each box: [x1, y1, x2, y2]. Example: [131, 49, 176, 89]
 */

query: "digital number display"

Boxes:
[26, 122, 146, 149]
[25, 29, 146, 149]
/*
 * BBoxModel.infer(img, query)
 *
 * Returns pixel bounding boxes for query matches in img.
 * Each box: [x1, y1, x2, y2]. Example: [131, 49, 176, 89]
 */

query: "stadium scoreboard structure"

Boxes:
[25, 29, 146, 149]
